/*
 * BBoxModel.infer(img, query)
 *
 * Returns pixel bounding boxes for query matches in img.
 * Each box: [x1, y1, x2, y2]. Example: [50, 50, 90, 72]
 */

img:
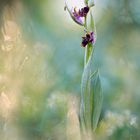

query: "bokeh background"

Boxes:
[0, 0, 140, 140]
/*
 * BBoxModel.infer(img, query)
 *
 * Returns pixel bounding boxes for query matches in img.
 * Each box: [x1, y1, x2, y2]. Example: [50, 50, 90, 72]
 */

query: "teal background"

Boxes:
[0, 0, 140, 139]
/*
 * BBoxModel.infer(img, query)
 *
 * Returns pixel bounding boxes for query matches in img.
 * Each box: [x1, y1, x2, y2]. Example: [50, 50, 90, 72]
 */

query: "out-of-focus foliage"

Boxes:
[0, 0, 140, 140]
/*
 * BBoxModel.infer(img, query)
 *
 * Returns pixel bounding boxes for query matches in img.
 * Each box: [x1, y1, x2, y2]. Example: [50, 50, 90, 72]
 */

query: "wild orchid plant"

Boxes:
[65, 0, 103, 138]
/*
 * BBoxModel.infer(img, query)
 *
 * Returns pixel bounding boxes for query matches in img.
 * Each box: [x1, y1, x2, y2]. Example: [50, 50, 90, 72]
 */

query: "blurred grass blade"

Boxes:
[90, 70, 103, 131]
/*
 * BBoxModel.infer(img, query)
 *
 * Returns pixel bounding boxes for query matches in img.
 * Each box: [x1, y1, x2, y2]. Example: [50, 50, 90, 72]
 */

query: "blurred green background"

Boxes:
[0, 0, 140, 140]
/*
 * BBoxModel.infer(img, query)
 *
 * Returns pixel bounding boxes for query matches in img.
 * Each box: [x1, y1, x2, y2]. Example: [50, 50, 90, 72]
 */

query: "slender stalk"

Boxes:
[84, 17, 91, 67]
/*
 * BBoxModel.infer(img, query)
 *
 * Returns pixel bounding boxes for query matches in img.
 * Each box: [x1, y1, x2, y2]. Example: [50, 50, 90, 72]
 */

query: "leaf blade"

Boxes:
[90, 70, 103, 131]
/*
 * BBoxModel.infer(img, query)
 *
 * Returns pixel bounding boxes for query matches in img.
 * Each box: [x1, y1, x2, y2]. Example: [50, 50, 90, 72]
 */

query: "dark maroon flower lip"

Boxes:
[81, 32, 94, 47]
[73, 6, 89, 18]
[78, 6, 89, 17]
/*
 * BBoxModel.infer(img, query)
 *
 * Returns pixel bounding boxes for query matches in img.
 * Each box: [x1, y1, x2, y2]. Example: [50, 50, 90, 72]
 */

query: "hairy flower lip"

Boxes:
[81, 31, 94, 47]
[79, 6, 89, 17]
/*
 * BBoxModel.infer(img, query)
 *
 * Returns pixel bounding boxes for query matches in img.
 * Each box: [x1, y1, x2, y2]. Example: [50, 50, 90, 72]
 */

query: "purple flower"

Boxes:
[72, 7, 83, 25]
[81, 32, 94, 47]
[65, 1, 90, 26]
[72, 6, 89, 25]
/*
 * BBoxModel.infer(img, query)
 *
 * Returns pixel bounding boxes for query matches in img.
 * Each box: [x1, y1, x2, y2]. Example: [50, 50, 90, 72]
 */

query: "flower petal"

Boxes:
[65, 1, 84, 26]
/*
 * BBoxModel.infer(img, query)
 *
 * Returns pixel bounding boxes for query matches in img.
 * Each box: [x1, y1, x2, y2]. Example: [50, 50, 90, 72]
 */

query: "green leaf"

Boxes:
[80, 45, 94, 129]
[86, 11, 97, 43]
[90, 70, 103, 131]
[90, 11, 97, 42]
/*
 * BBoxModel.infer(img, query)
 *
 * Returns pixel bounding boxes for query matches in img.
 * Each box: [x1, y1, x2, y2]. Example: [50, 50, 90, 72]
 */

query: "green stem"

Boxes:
[84, 45, 92, 66]
[84, 17, 89, 67]
[84, 16, 92, 67]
